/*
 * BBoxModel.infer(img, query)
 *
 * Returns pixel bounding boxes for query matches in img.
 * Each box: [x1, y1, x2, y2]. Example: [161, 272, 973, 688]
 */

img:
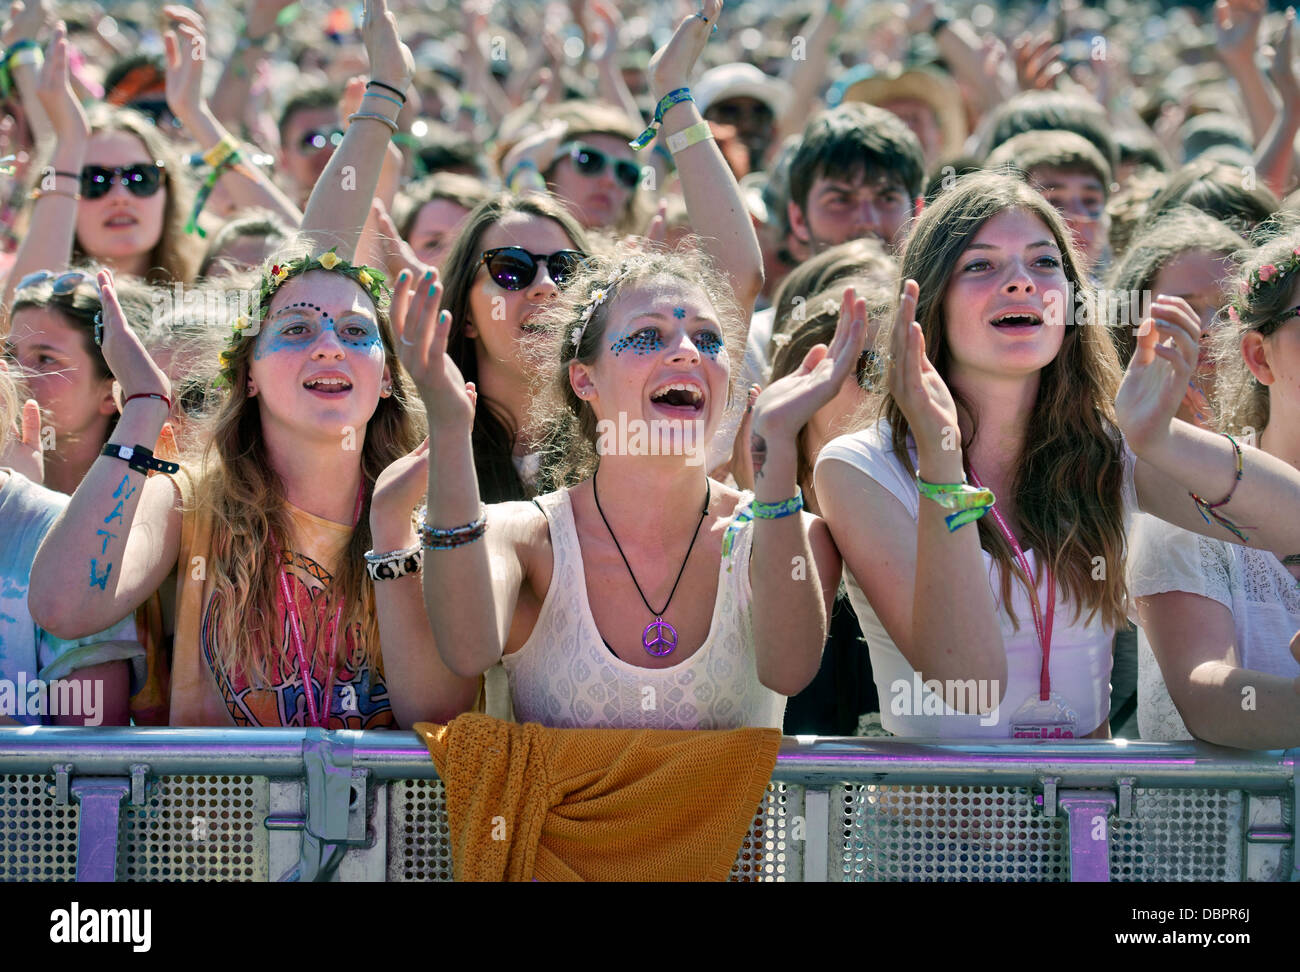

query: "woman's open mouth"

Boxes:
[648, 380, 705, 416]
[104, 214, 138, 229]
[303, 376, 353, 396]
[989, 310, 1044, 331]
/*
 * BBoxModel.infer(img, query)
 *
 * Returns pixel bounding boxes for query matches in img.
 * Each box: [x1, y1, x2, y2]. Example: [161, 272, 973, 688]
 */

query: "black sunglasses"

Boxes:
[480, 247, 586, 291]
[558, 142, 640, 191]
[80, 162, 166, 200]
[300, 128, 344, 152]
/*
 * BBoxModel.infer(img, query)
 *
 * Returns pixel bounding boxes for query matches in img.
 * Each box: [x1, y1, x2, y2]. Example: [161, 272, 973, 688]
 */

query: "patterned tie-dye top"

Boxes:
[168, 471, 393, 728]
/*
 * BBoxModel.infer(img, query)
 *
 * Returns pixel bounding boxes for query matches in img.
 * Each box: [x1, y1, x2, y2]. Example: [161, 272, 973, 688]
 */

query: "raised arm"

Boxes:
[28, 270, 183, 639]
[299, 0, 411, 258]
[2, 0, 55, 157]
[1253, 11, 1300, 199]
[1123, 295, 1300, 553]
[208, 0, 295, 135]
[815, 281, 1007, 707]
[772, 0, 843, 150]
[2, 22, 86, 321]
[746, 288, 866, 694]
[386, 268, 530, 708]
[162, 6, 301, 230]
[646, 0, 763, 314]
[1213, 0, 1276, 144]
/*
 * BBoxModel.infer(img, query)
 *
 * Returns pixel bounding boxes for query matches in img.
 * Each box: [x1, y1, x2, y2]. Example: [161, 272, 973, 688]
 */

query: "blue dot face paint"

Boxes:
[254, 302, 384, 361]
[694, 330, 724, 359]
[673, 307, 686, 320]
[610, 328, 665, 357]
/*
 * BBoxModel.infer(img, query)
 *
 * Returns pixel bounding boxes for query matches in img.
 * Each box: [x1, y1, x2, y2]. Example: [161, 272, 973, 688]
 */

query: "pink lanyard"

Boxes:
[270, 482, 365, 728]
[968, 467, 1055, 700]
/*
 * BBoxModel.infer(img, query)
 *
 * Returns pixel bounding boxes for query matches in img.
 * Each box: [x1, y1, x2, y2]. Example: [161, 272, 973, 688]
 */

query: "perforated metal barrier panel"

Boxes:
[387, 779, 455, 882]
[1, 774, 80, 881]
[838, 785, 1245, 882]
[122, 776, 269, 881]
[0, 732, 1293, 882]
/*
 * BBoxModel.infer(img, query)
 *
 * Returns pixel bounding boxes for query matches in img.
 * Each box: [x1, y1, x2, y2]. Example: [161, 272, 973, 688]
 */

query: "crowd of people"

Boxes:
[0, 0, 1297, 749]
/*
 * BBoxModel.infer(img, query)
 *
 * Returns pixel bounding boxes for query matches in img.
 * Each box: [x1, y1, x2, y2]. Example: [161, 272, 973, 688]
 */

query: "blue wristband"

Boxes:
[630, 87, 693, 150]
[751, 488, 804, 520]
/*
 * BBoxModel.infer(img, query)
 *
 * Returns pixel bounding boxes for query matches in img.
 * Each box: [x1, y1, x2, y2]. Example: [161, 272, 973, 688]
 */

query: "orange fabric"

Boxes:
[414, 713, 780, 882]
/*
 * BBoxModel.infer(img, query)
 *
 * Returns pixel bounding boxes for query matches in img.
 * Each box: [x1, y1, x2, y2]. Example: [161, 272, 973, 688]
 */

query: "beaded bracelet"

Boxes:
[752, 488, 804, 520]
[29, 187, 81, 202]
[915, 473, 996, 532]
[364, 544, 424, 580]
[630, 88, 693, 150]
[420, 506, 488, 550]
[1189, 433, 1252, 543]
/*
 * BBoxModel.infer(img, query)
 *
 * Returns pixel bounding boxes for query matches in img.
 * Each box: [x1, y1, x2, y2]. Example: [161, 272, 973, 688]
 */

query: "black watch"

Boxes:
[101, 443, 180, 475]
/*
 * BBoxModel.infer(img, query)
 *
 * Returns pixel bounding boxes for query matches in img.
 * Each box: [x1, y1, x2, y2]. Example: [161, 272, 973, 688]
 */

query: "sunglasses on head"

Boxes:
[300, 128, 344, 152]
[15, 270, 93, 294]
[130, 99, 184, 130]
[480, 247, 586, 291]
[558, 142, 640, 191]
[80, 162, 166, 200]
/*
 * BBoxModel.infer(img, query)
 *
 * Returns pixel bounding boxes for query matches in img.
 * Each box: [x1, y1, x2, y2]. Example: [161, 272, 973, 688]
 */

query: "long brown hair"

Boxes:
[438, 192, 590, 501]
[72, 106, 199, 284]
[880, 170, 1129, 632]
[185, 254, 424, 684]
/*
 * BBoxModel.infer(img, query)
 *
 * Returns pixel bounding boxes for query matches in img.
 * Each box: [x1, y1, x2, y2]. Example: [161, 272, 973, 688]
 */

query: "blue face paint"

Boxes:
[695, 330, 724, 359]
[610, 328, 664, 356]
[254, 302, 383, 360]
[672, 307, 686, 319]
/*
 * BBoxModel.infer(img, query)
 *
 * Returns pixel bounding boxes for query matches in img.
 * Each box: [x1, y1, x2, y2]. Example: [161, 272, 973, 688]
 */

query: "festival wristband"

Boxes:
[420, 506, 488, 549]
[665, 120, 714, 156]
[630, 88, 693, 150]
[752, 488, 804, 520]
[364, 544, 424, 580]
[101, 442, 179, 475]
[915, 473, 995, 533]
[8, 47, 42, 70]
[507, 158, 547, 193]
[201, 134, 241, 169]
[186, 148, 243, 237]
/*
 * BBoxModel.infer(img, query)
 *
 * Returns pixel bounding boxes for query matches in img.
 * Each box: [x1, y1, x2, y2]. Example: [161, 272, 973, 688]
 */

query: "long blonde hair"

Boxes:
[183, 255, 424, 684]
[879, 170, 1129, 633]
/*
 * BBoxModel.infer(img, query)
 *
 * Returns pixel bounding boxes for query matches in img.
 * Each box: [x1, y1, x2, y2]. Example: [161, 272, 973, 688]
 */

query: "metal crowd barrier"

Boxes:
[0, 728, 1294, 882]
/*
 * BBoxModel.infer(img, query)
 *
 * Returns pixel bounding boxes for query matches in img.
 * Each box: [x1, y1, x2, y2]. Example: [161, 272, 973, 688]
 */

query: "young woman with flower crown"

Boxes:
[1127, 229, 1300, 748]
[381, 0, 849, 730]
[814, 170, 1300, 740]
[27, 0, 453, 728]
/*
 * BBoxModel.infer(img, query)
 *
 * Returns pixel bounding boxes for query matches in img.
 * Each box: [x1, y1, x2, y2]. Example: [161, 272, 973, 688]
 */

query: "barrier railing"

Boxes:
[1, 728, 1294, 882]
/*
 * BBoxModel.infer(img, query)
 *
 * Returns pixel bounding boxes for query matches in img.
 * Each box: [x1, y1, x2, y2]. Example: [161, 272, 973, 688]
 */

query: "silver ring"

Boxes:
[93, 310, 103, 346]
[399, 335, 417, 347]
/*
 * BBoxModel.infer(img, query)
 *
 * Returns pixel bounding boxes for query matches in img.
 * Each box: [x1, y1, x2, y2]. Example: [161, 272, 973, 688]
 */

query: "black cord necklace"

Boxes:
[591, 467, 711, 656]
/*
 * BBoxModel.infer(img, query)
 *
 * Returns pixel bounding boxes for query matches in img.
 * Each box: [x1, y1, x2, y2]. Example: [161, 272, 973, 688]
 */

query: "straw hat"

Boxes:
[830, 65, 968, 160]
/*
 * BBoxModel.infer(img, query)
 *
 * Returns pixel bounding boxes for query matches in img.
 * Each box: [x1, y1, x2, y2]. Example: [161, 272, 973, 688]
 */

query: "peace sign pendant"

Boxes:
[642, 617, 677, 656]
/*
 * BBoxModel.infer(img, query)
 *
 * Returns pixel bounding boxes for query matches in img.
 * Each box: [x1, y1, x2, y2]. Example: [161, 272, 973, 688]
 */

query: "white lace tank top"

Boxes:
[500, 488, 787, 730]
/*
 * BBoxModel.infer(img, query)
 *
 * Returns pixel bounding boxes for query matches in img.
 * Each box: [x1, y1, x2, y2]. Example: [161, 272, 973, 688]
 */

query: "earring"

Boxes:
[381, 383, 392, 398]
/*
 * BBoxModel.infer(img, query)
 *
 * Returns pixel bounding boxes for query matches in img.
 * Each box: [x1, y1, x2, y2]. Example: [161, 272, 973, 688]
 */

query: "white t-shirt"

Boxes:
[1127, 513, 1300, 740]
[814, 420, 1138, 738]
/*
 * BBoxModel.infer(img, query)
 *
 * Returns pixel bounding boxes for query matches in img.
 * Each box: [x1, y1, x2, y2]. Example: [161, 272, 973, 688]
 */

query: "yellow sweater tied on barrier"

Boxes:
[413, 713, 781, 882]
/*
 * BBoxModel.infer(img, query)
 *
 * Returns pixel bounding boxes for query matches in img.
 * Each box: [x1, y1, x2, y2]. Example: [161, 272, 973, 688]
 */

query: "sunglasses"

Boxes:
[299, 128, 344, 152]
[480, 247, 586, 291]
[557, 142, 640, 190]
[15, 270, 93, 294]
[80, 162, 166, 200]
[130, 99, 184, 130]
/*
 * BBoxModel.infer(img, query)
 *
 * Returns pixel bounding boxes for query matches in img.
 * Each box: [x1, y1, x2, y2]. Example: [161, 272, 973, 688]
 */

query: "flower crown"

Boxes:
[214, 247, 389, 389]
[569, 264, 635, 355]
[1229, 245, 1300, 325]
